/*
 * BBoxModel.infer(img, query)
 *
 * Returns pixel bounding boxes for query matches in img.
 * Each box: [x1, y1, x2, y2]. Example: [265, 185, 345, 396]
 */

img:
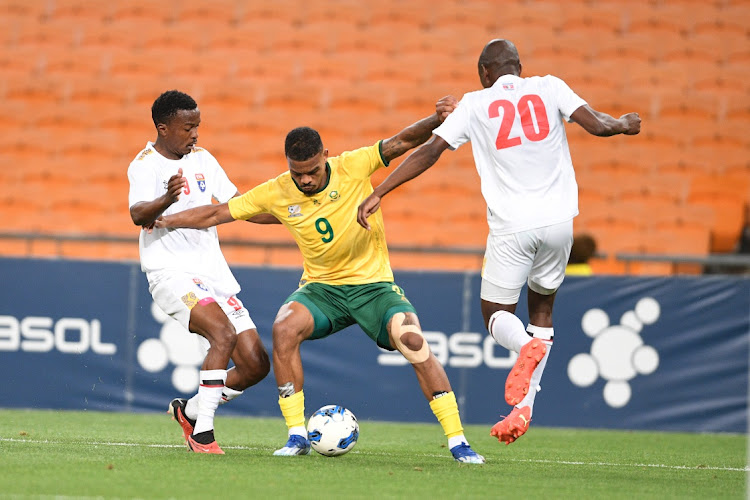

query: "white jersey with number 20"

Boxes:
[433, 74, 587, 236]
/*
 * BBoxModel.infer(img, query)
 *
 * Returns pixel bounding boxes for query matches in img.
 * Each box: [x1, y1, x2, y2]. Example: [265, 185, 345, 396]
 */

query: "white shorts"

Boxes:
[149, 272, 256, 334]
[480, 219, 574, 305]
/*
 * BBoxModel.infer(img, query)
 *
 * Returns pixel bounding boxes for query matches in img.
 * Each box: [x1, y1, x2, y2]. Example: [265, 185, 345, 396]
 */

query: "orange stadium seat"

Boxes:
[400, 26, 471, 60]
[142, 23, 210, 53]
[643, 225, 711, 257]
[174, 0, 242, 26]
[651, 203, 715, 233]
[0, 45, 46, 77]
[429, 1, 505, 32]
[299, 51, 368, 87]
[693, 13, 746, 42]
[491, 1, 563, 32]
[77, 19, 146, 51]
[623, 4, 691, 38]
[363, 51, 436, 87]
[33, 101, 92, 136]
[325, 82, 389, 115]
[694, 74, 747, 102]
[367, 1, 433, 31]
[274, 21, 347, 57]
[1, 0, 49, 18]
[110, 0, 175, 24]
[241, 1, 309, 27]
[3, 75, 64, 106]
[661, 40, 719, 66]
[46, 0, 112, 23]
[15, 18, 85, 51]
[43, 46, 105, 78]
[199, 81, 260, 118]
[559, 4, 624, 35]
[258, 82, 324, 115]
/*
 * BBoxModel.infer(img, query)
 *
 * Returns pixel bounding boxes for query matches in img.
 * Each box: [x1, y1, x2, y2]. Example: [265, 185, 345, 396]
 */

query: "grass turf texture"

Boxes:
[0, 409, 745, 499]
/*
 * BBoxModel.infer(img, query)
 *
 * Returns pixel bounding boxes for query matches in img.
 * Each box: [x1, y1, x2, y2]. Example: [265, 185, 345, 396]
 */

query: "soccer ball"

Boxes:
[306, 405, 359, 457]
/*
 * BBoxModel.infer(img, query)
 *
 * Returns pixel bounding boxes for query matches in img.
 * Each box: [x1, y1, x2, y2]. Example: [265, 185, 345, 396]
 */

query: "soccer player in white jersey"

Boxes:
[358, 39, 641, 444]
[128, 90, 277, 454]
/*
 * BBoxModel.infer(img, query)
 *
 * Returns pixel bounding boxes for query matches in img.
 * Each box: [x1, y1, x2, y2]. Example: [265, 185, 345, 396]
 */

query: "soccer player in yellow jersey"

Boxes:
[155, 104, 485, 463]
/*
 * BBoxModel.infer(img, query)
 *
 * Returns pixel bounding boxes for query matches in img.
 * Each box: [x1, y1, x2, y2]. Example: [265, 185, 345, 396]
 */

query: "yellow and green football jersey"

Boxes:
[228, 142, 393, 286]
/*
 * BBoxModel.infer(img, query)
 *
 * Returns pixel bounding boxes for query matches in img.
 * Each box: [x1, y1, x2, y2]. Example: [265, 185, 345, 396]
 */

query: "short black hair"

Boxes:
[151, 90, 197, 127]
[285, 127, 323, 161]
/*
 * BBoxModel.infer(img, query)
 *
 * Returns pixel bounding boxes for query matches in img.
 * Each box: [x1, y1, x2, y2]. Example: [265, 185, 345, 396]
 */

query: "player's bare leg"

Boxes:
[176, 328, 270, 448]
[225, 328, 271, 395]
[272, 302, 315, 456]
[388, 312, 484, 464]
[182, 301, 237, 454]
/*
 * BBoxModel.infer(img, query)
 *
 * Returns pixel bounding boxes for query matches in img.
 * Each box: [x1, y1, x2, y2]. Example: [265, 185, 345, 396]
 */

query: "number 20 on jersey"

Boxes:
[489, 94, 550, 150]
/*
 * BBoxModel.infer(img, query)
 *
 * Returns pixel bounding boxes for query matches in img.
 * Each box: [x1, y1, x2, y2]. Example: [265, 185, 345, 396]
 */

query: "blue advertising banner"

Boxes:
[0, 258, 747, 433]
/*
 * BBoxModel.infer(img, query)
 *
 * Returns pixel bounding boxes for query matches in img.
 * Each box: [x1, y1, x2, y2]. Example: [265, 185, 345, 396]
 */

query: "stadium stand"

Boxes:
[0, 0, 748, 274]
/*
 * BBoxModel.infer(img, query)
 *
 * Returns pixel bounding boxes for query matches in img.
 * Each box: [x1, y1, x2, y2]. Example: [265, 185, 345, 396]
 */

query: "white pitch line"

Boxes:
[1, 437, 747, 472]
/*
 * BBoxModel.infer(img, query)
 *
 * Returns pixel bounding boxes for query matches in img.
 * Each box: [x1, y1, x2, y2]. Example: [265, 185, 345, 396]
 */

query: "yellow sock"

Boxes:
[429, 391, 464, 439]
[278, 390, 305, 430]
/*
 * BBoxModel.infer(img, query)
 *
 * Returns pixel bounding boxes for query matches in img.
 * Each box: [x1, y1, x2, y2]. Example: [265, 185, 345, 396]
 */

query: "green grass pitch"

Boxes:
[0, 409, 745, 499]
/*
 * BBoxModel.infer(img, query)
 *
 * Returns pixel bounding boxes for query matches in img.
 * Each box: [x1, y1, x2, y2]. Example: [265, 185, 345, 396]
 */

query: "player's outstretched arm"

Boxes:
[357, 135, 451, 230]
[570, 105, 641, 137]
[154, 202, 235, 230]
[380, 113, 442, 164]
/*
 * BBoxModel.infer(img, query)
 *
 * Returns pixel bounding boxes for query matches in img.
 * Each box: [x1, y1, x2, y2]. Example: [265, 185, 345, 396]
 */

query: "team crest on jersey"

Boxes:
[288, 205, 302, 217]
[502, 82, 515, 90]
[195, 173, 206, 192]
[328, 190, 340, 201]
[192, 278, 209, 292]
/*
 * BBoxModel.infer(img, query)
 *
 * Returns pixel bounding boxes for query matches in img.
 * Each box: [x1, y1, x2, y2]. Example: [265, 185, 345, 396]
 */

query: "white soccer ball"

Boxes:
[306, 405, 359, 457]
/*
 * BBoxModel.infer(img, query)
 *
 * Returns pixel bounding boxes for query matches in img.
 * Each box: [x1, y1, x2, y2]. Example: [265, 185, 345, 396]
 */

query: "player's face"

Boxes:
[160, 109, 200, 159]
[288, 149, 329, 195]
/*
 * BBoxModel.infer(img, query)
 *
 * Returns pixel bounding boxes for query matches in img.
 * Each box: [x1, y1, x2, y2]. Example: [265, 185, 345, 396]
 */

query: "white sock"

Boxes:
[185, 386, 241, 417]
[517, 325, 554, 415]
[288, 426, 306, 438]
[221, 387, 244, 404]
[448, 435, 468, 449]
[488, 310, 531, 353]
[193, 369, 227, 435]
[185, 394, 200, 421]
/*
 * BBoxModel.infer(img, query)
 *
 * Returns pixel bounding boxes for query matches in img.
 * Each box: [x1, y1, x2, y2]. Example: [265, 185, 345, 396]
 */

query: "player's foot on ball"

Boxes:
[167, 398, 195, 444]
[450, 443, 485, 464]
[187, 430, 224, 454]
[273, 434, 311, 456]
[490, 406, 532, 445]
[505, 338, 546, 405]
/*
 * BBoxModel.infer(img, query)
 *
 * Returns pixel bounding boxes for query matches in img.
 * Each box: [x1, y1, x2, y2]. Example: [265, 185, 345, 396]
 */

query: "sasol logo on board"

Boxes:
[0, 315, 116, 355]
[377, 331, 516, 369]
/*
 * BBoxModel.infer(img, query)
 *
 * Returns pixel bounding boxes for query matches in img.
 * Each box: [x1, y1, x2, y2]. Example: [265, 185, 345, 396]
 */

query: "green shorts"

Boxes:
[284, 281, 417, 350]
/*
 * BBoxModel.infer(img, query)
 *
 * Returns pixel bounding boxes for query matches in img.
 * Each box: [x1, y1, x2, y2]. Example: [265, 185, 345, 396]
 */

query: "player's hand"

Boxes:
[436, 95, 459, 122]
[620, 113, 641, 135]
[152, 215, 169, 230]
[357, 194, 381, 230]
[142, 220, 156, 233]
[165, 168, 187, 203]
